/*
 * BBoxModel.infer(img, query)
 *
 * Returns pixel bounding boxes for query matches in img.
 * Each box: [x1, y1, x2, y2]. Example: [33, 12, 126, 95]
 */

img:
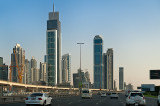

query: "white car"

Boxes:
[126, 92, 146, 106]
[101, 92, 107, 97]
[25, 93, 52, 106]
[110, 92, 118, 99]
[81, 89, 92, 99]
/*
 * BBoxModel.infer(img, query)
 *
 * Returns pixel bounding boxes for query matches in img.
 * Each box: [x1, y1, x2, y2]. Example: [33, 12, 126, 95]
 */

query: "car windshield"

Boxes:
[83, 90, 89, 93]
[30, 93, 43, 97]
[130, 93, 143, 97]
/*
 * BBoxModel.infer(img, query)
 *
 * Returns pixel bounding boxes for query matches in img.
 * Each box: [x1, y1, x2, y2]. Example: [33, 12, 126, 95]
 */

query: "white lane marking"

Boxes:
[68, 102, 72, 104]
[78, 100, 82, 102]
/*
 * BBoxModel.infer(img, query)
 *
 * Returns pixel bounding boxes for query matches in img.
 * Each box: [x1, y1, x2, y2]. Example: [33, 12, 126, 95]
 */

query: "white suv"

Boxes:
[126, 92, 146, 106]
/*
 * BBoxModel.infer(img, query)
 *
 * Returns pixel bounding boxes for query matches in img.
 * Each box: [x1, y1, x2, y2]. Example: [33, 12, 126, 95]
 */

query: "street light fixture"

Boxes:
[77, 43, 84, 93]
[77, 43, 84, 71]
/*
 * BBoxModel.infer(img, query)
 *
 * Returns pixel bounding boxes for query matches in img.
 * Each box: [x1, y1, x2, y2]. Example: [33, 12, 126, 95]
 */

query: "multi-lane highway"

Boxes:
[1, 93, 158, 106]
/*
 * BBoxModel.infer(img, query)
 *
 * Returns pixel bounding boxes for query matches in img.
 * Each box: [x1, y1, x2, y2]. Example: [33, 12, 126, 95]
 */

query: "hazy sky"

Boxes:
[0, 0, 160, 89]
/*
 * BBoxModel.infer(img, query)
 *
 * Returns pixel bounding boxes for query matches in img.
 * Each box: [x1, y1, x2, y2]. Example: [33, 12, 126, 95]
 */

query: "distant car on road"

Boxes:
[110, 92, 118, 99]
[25, 93, 52, 106]
[81, 89, 92, 99]
[107, 92, 111, 95]
[126, 91, 146, 106]
[101, 92, 107, 97]
[3, 91, 13, 96]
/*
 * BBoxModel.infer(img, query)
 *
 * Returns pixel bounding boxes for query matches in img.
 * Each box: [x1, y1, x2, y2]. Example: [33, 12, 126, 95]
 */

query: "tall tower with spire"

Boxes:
[46, 2, 62, 86]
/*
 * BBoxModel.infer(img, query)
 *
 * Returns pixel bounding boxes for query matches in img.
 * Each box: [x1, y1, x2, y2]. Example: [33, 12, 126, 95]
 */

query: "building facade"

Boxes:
[106, 48, 113, 90]
[11, 44, 25, 83]
[0, 57, 3, 65]
[40, 62, 47, 83]
[24, 59, 31, 84]
[46, 3, 61, 86]
[0, 57, 8, 81]
[103, 53, 107, 89]
[30, 57, 39, 84]
[119, 67, 124, 90]
[94, 35, 104, 89]
[62, 53, 71, 83]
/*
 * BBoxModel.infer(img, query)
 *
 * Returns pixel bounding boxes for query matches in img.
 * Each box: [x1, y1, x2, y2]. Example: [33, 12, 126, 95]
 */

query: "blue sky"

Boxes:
[0, 0, 160, 89]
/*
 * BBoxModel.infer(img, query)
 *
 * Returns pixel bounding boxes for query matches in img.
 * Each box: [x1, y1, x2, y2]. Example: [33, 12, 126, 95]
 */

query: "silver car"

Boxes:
[25, 93, 52, 106]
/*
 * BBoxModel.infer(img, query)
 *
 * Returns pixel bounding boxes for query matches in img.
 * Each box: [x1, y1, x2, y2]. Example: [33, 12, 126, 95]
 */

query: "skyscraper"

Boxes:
[11, 43, 25, 83]
[106, 48, 113, 90]
[46, 2, 61, 86]
[0, 57, 8, 81]
[119, 67, 124, 90]
[73, 69, 86, 88]
[84, 71, 90, 82]
[25, 59, 31, 84]
[62, 53, 71, 83]
[40, 62, 47, 83]
[103, 53, 107, 89]
[30, 57, 39, 84]
[0, 57, 3, 65]
[94, 35, 104, 89]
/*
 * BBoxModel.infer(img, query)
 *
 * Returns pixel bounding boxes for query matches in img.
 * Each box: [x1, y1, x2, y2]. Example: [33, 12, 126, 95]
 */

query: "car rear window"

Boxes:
[83, 90, 89, 93]
[30, 93, 43, 97]
[130, 93, 143, 97]
[112, 93, 116, 94]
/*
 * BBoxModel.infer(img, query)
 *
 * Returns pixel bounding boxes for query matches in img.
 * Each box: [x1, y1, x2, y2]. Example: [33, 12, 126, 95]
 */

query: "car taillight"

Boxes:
[26, 98, 28, 100]
[38, 98, 42, 100]
[143, 97, 145, 100]
[128, 96, 130, 99]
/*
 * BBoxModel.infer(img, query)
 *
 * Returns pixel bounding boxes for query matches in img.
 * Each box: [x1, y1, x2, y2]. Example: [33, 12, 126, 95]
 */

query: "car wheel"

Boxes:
[43, 101, 46, 106]
[126, 104, 129, 106]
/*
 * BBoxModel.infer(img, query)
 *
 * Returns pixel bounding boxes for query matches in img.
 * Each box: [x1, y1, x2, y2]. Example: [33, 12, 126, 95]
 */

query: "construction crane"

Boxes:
[9, 50, 25, 83]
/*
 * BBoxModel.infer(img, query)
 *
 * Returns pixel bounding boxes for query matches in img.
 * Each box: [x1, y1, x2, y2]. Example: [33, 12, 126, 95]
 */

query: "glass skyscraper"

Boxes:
[46, 3, 61, 86]
[94, 35, 104, 89]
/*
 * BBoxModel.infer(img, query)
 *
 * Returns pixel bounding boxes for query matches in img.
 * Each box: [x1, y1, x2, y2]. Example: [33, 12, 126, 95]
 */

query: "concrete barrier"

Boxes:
[0, 93, 78, 104]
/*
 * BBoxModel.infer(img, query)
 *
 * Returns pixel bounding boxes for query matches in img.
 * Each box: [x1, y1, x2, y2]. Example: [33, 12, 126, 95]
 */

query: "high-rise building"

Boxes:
[46, 2, 61, 86]
[73, 69, 86, 88]
[24, 59, 31, 84]
[94, 35, 104, 89]
[73, 73, 79, 88]
[119, 67, 124, 90]
[31, 57, 37, 69]
[0, 57, 3, 65]
[0, 57, 8, 81]
[84, 71, 90, 82]
[11, 43, 25, 83]
[103, 53, 107, 89]
[106, 48, 113, 90]
[31, 68, 39, 84]
[40, 62, 47, 83]
[30, 57, 39, 84]
[62, 53, 71, 83]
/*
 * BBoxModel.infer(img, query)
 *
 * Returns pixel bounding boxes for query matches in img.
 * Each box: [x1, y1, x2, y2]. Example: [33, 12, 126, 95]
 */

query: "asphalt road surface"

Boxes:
[0, 93, 158, 106]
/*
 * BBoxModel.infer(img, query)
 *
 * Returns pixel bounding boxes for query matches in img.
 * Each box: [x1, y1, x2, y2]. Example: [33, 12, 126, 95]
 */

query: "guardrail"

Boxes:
[0, 93, 79, 104]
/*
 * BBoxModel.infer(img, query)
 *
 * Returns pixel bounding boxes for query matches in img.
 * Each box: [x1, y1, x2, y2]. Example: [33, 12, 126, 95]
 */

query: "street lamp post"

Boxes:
[77, 43, 84, 93]
[77, 43, 84, 71]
